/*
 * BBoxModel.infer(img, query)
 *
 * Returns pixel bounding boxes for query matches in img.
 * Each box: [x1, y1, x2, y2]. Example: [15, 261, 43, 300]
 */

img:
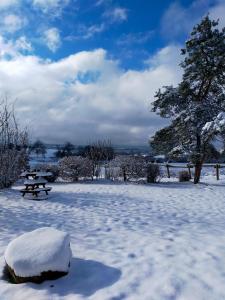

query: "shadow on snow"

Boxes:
[27, 257, 121, 297]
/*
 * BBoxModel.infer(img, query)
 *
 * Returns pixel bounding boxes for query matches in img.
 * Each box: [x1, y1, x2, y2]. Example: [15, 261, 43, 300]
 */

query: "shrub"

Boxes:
[59, 156, 92, 182]
[0, 101, 29, 188]
[35, 164, 59, 182]
[146, 163, 160, 183]
[105, 163, 120, 180]
[179, 170, 190, 182]
[106, 155, 147, 181]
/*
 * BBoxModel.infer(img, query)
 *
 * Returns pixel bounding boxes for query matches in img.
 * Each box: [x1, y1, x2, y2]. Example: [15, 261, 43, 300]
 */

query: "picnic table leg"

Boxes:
[187, 164, 192, 179]
[166, 164, 170, 178]
[215, 164, 220, 181]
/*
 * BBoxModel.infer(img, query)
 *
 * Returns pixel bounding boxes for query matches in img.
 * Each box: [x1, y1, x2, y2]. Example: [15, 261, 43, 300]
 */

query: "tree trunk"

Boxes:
[122, 167, 127, 182]
[194, 161, 202, 184]
[194, 133, 202, 184]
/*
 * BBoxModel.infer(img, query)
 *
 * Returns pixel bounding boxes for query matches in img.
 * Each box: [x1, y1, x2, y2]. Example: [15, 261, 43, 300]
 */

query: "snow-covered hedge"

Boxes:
[147, 163, 161, 183]
[34, 163, 59, 182]
[59, 156, 93, 181]
[106, 155, 147, 181]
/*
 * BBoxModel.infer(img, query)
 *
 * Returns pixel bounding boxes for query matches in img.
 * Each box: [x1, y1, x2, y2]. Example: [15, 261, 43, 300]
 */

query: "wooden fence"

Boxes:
[157, 163, 225, 180]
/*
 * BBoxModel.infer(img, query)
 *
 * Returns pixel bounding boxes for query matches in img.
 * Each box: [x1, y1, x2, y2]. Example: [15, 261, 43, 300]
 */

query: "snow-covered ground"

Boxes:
[1, 176, 225, 299]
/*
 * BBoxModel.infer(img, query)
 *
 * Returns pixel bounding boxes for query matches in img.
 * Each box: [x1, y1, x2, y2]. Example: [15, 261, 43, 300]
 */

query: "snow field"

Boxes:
[0, 178, 225, 299]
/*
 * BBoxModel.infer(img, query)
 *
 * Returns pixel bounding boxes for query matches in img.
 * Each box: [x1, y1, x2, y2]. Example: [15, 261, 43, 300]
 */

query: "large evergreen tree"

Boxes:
[150, 16, 225, 183]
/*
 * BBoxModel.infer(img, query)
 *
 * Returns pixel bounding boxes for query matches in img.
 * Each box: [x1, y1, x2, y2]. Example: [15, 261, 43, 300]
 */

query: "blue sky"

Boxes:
[5, 0, 219, 69]
[0, 0, 225, 145]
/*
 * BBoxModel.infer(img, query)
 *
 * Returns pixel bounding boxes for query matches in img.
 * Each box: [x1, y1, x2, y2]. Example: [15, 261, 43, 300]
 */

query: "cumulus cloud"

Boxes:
[78, 23, 106, 39]
[95, 0, 109, 6]
[32, 0, 70, 16]
[0, 35, 17, 58]
[0, 44, 182, 144]
[210, 1, 225, 28]
[103, 7, 128, 23]
[117, 31, 153, 46]
[15, 36, 33, 52]
[161, 0, 225, 39]
[0, 0, 18, 9]
[0, 35, 32, 58]
[43, 27, 61, 52]
[1, 14, 26, 33]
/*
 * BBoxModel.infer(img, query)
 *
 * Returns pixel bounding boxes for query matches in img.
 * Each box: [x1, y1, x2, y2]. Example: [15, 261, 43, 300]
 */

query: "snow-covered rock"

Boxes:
[4, 227, 72, 283]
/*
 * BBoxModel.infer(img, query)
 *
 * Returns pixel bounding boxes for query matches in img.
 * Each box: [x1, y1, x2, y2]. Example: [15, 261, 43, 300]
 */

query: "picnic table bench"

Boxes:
[20, 187, 52, 197]
[23, 179, 47, 189]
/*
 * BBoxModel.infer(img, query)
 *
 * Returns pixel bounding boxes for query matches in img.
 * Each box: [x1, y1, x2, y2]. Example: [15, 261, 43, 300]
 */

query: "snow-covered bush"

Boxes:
[105, 161, 121, 180]
[34, 164, 59, 182]
[0, 101, 28, 188]
[59, 156, 92, 181]
[106, 155, 147, 181]
[147, 163, 161, 183]
[179, 171, 190, 182]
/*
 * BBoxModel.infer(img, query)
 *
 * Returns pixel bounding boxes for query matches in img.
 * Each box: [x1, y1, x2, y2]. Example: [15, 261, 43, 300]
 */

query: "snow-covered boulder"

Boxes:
[4, 227, 72, 284]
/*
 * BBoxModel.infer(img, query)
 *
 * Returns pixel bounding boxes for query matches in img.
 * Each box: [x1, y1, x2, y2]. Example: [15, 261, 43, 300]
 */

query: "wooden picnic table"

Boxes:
[20, 171, 52, 179]
[20, 171, 53, 198]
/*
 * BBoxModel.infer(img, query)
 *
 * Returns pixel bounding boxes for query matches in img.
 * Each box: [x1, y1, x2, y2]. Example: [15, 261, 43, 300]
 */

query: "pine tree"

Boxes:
[150, 16, 225, 183]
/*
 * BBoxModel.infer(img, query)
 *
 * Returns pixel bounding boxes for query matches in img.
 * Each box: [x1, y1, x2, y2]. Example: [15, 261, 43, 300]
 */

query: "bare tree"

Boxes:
[0, 100, 29, 188]
[80, 140, 115, 179]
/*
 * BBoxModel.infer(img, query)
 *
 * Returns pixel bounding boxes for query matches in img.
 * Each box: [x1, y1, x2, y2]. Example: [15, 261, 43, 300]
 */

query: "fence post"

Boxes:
[215, 164, 220, 180]
[166, 163, 170, 178]
[187, 164, 192, 179]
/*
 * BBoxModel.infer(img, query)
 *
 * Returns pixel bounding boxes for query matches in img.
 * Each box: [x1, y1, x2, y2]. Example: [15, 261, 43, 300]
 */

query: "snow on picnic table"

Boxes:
[1, 177, 225, 299]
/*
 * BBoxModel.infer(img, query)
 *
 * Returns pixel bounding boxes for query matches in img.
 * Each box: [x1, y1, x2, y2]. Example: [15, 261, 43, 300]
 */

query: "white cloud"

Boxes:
[95, 0, 109, 6]
[117, 31, 153, 46]
[15, 36, 33, 52]
[146, 45, 182, 69]
[65, 23, 106, 40]
[0, 35, 17, 58]
[0, 35, 32, 58]
[0, 0, 18, 9]
[1, 14, 26, 33]
[104, 7, 128, 23]
[32, 0, 70, 16]
[0, 45, 182, 144]
[80, 23, 105, 39]
[161, 0, 225, 39]
[209, 1, 225, 29]
[43, 27, 61, 52]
